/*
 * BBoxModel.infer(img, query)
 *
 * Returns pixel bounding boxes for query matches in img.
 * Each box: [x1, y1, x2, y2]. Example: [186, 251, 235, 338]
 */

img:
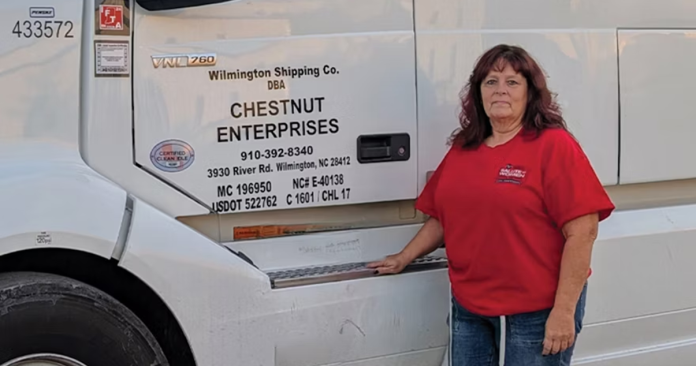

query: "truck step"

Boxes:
[266, 255, 448, 289]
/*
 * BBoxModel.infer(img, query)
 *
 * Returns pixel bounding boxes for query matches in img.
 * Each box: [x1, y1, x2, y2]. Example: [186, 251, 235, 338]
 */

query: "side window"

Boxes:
[136, 0, 232, 11]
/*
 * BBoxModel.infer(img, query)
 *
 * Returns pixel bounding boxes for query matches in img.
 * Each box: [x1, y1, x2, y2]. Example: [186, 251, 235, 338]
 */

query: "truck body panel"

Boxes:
[80, 0, 209, 216]
[0, 148, 125, 259]
[0, 0, 124, 259]
[123, 198, 451, 365]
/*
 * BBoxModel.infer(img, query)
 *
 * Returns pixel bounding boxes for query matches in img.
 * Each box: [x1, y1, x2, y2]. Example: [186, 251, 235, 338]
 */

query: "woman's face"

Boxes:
[480, 62, 528, 124]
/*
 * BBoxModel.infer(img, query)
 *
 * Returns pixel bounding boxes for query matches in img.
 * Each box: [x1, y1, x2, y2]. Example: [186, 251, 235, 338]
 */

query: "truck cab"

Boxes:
[2, 0, 696, 365]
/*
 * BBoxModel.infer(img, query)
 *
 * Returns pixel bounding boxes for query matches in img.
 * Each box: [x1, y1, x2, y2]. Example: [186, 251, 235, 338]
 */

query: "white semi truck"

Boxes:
[2, 0, 696, 365]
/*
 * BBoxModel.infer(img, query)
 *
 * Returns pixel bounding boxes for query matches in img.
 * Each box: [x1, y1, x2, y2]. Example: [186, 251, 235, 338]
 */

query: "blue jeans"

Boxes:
[450, 284, 587, 366]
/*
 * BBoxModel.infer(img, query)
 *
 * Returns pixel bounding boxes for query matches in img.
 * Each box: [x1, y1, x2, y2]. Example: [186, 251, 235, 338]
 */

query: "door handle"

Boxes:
[356, 133, 410, 164]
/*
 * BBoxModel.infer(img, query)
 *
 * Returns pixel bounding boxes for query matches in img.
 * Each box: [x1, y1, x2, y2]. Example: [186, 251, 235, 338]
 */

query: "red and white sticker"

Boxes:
[99, 5, 123, 31]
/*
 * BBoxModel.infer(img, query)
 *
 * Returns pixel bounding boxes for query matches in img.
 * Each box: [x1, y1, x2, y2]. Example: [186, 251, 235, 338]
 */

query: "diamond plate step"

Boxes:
[266, 255, 448, 289]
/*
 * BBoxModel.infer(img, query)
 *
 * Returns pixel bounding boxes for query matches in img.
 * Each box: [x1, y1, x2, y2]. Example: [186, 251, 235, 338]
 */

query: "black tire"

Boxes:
[0, 272, 169, 366]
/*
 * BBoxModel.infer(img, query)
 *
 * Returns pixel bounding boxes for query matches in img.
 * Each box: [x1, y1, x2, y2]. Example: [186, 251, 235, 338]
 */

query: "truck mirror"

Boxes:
[136, 0, 231, 11]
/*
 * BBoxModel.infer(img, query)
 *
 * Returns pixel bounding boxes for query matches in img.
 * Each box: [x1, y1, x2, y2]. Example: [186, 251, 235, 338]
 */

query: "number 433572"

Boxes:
[12, 20, 75, 38]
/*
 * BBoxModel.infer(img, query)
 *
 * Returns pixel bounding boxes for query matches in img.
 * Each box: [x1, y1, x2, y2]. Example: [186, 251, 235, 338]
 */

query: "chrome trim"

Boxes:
[1, 354, 87, 366]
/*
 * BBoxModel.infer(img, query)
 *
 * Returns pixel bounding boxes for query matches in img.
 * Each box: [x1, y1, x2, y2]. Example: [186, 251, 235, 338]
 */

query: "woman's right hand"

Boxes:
[367, 217, 444, 275]
[366, 253, 411, 275]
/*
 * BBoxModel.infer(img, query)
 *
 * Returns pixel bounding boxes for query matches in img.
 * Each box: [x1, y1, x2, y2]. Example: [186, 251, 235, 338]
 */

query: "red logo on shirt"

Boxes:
[99, 5, 123, 31]
[496, 164, 527, 185]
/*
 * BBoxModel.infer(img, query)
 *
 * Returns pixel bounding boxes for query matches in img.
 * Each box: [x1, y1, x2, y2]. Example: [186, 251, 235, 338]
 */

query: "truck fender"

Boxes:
[119, 197, 276, 366]
[0, 151, 126, 258]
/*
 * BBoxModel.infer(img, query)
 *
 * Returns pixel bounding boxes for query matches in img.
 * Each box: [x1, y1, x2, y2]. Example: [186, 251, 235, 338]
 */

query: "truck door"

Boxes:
[132, 0, 418, 216]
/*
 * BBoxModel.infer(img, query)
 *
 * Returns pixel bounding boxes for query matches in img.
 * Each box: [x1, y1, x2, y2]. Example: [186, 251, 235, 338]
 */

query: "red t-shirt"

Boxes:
[416, 127, 615, 316]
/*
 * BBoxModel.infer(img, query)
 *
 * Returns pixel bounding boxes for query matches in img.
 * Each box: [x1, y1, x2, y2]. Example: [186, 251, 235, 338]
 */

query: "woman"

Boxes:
[367, 44, 615, 365]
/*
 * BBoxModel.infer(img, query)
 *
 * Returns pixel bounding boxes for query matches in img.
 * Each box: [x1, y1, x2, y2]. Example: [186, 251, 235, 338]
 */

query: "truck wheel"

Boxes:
[0, 272, 169, 366]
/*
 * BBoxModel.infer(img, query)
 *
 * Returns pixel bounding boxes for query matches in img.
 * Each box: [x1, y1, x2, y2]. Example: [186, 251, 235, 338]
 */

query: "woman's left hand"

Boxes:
[542, 308, 575, 355]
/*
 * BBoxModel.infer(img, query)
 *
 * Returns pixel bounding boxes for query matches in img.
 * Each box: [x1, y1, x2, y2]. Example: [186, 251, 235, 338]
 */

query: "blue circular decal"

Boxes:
[150, 139, 195, 172]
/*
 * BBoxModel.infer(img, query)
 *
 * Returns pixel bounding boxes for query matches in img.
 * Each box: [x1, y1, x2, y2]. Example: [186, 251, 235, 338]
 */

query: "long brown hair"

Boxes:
[450, 44, 568, 148]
